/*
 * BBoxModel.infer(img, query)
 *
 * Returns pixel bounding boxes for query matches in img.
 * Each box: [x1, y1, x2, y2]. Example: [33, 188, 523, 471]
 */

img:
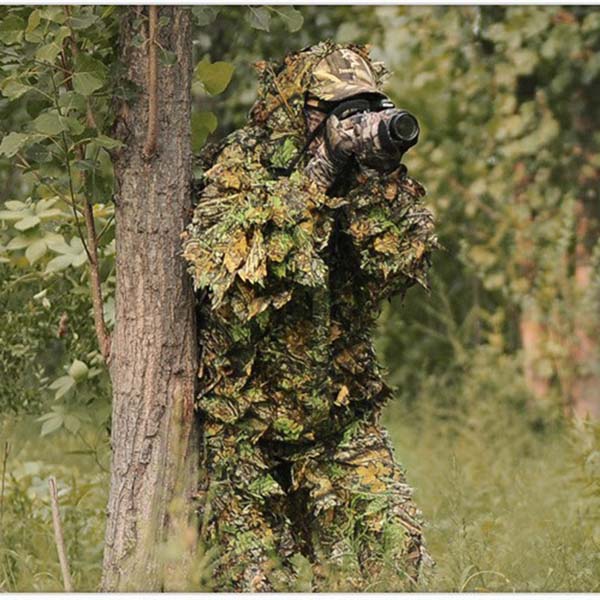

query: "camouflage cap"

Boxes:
[309, 48, 384, 102]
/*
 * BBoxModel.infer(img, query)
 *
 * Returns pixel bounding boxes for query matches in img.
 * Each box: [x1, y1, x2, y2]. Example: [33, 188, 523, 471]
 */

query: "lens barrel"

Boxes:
[389, 111, 419, 145]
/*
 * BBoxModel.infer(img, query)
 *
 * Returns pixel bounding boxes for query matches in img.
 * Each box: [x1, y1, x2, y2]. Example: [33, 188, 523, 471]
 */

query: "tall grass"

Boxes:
[1, 364, 599, 591]
[0, 416, 107, 591]
[385, 360, 600, 592]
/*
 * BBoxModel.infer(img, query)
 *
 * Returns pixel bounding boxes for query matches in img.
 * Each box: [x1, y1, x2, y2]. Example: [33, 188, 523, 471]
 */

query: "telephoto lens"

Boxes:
[389, 111, 420, 147]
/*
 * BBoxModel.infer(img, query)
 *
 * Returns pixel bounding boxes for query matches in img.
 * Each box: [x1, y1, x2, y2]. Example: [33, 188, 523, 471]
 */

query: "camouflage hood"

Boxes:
[249, 41, 390, 140]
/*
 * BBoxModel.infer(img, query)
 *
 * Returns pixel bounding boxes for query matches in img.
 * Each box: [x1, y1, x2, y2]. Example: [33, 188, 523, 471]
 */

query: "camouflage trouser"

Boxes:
[197, 415, 429, 591]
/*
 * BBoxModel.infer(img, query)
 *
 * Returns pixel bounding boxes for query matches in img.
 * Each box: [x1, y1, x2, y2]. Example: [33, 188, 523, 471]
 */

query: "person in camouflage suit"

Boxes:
[182, 42, 437, 591]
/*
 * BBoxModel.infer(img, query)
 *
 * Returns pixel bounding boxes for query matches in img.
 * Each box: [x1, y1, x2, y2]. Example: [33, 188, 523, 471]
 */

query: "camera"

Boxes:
[326, 106, 420, 172]
[304, 97, 420, 190]
[387, 111, 420, 153]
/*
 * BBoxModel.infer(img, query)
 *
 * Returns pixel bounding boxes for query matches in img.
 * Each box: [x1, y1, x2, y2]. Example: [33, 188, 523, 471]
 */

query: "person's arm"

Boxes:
[339, 167, 438, 305]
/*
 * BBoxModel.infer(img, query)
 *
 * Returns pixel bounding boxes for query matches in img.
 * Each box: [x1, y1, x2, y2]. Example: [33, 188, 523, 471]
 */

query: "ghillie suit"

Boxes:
[182, 42, 437, 591]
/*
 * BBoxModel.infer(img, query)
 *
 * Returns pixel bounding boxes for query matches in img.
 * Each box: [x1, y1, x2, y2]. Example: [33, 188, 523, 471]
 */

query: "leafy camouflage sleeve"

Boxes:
[339, 167, 438, 305]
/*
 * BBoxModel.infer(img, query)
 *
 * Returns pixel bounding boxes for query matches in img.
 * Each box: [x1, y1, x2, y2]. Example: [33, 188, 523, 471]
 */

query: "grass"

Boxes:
[0, 415, 108, 591]
[1, 380, 599, 591]
[385, 385, 600, 591]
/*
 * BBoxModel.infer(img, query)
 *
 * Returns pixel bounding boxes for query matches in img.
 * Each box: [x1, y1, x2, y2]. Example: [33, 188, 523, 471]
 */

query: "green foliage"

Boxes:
[191, 112, 218, 153]
[371, 6, 600, 405]
[4, 390, 598, 591]
[244, 6, 304, 33]
[0, 5, 118, 429]
[193, 58, 234, 96]
[0, 418, 109, 591]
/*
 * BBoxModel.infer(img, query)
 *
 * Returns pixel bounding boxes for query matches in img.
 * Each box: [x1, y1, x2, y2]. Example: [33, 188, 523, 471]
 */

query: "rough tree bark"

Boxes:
[571, 198, 600, 420]
[514, 175, 551, 407]
[519, 301, 550, 403]
[102, 7, 198, 591]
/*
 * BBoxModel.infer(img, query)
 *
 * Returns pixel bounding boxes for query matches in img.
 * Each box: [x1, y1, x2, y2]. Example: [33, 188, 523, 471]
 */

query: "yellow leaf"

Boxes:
[248, 296, 270, 319]
[224, 230, 248, 273]
[414, 240, 426, 260]
[356, 462, 392, 493]
[335, 385, 350, 406]
[238, 229, 267, 284]
[374, 231, 399, 255]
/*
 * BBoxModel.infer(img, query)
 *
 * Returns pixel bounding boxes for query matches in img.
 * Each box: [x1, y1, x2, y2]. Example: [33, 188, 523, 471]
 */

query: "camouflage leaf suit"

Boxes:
[182, 42, 437, 591]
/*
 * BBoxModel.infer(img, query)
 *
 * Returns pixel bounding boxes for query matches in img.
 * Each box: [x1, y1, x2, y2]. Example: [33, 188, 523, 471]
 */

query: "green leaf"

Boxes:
[0, 15, 26, 44]
[192, 7, 220, 26]
[0, 132, 30, 158]
[58, 90, 87, 112]
[0, 79, 31, 99]
[25, 238, 47, 264]
[270, 7, 303, 32]
[14, 215, 41, 231]
[35, 27, 70, 63]
[68, 359, 89, 381]
[69, 236, 85, 254]
[40, 7, 67, 24]
[26, 9, 41, 33]
[0, 212, 22, 221]
[64, 415, 81, 434]
[33, 112, 66, 136]
[64, 116, 85, 136]
[35, 42, 62, 63]
[35, 197, 58, 213]
[512, 48, 538, 75]
[160, 49, 178, 66]
[49, 376, 73, 391]
[37, 208, 63, 220]
[95, 134, 124, 150]
[191, 111, 218, 152]
[55, 381, 75, 400]
[47, 237, 83, 255]
[194, 59, 235, 96]
[25, 143, 53, 163]
[70, 12, 99, 30]
[71, 251, 87, 268]
[290, 552, 313, 592]
[5, 201, 27, 211]
[246, 7, 271, 32]
[6, 235, 31, 251]
[72, 54, 107, 96]
[41, 415, 63, 436]
[73, 72, 104, 97]
[45, 254, 73, 273]
[46, 237, 86, 269]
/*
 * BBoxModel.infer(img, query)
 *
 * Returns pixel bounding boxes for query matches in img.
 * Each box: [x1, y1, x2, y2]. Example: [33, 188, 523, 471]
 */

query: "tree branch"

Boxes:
[0, 442, 9, 538]
[64, 6, 98, 130]
[48, 477, 74, 592]
[57, 11, 112, 363]
[143, 5, 159, 159]
[82, 197, 112, 361]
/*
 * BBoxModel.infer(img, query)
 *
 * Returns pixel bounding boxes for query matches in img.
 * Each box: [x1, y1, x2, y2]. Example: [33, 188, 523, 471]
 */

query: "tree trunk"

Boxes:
[519, 300, 550, 403]
[571, 198, 600, 420]
[102, 7, 198, 591]
[513, 182, 551, 406]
